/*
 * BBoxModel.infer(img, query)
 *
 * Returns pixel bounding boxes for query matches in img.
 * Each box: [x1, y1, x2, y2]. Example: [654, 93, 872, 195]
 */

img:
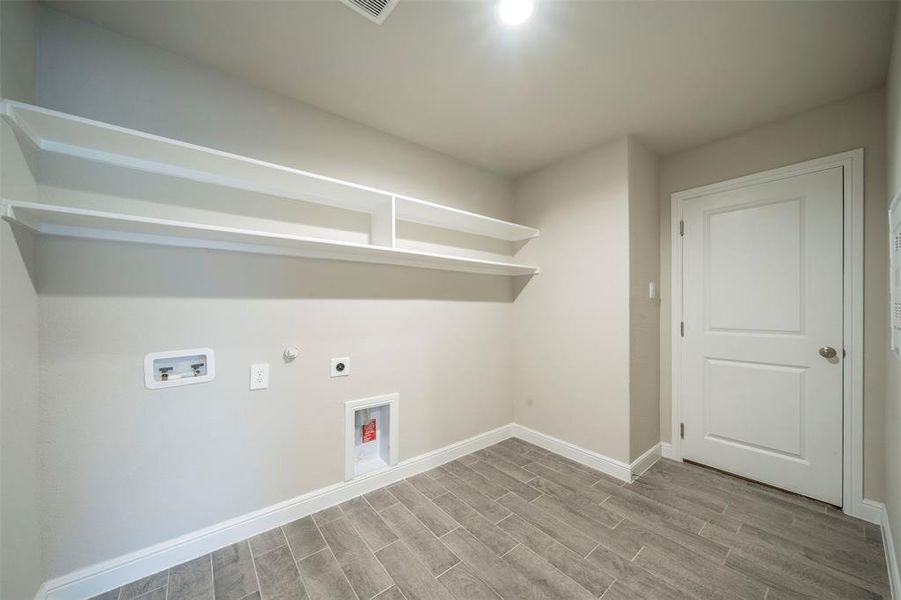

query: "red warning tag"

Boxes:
[361, 418, 377, 443]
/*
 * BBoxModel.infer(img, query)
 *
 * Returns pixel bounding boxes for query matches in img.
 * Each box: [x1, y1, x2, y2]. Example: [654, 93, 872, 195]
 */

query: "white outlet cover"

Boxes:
[331, 357, 350, 377]
[250, 363, 269, 390]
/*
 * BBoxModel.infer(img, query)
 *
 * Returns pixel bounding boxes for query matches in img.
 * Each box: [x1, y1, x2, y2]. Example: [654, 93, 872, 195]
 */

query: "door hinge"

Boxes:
[680, 321, 684, 337]
[679, 220, 684, 236]
[680, 423, 685, 439]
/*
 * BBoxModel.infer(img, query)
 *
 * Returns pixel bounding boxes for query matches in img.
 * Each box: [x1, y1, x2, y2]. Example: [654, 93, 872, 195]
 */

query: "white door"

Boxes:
[679, 167, 844, 505]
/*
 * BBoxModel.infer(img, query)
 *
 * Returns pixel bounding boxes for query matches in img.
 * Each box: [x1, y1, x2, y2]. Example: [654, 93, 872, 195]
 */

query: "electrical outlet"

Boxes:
[250, 363, 269, 390]
[331, 357, 350, 377]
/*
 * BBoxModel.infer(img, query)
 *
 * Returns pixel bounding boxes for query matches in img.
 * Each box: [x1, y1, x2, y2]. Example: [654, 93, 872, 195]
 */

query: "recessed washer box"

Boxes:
[345, 393, 398, 481]
[144, 348, 215, 390]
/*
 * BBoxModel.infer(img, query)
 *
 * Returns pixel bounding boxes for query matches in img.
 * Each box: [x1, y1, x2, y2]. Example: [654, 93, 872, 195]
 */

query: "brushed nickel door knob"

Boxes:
[818, 346, 837, 359]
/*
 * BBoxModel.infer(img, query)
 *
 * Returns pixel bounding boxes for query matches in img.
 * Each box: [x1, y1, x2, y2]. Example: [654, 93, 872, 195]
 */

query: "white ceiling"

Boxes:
[47, 0, 897, 176]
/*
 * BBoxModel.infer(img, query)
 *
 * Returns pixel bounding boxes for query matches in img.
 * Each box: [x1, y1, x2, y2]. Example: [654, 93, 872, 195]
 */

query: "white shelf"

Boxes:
[2, 200, 540, 276]
[395, 195, 538, 241]
[1, 100, 540, 242]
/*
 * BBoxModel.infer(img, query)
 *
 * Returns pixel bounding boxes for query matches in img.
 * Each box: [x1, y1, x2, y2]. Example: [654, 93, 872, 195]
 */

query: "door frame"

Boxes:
[670, 149, 865, 519]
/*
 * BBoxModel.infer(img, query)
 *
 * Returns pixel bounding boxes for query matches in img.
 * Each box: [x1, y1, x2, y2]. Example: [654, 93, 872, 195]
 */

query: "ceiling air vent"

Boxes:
[339, 0, 400, 24]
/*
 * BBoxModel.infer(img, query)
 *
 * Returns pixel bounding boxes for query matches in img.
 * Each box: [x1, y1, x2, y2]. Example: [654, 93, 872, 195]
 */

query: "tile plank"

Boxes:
[442, 461, 508, 499]
[365, 488, 399, 511]
[497, 491, 597, 556]
[387, 480, 458, 537]
[168, 555, 213, 600]
[437, 563, 501, 600]
[375, 541, 457, 600]
[211, 541, 258, 600]
[467, 460, 541, 501]
[297, 549, 357, 600]
[120, 569, 168, 599]
[441, 528, 551, 600]
[496, 514, 614, 597]
[434, 473, 511, 523]
[319, 516, 393, 600]
[408, 473, 449, 499]
[249, 528, 288, 558]
[379, 502, 460, 576]
[340, 496, 398, 552]
[283, 517, 327, 561]
[432, 492, 517, 555]
[255, 546, 308, 600]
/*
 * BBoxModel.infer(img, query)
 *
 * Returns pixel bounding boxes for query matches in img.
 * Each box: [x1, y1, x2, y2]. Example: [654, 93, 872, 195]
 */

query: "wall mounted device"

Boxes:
[331, 357, 350, 377]
[144, 348, 215, 389]
[283, 345, 301, 362]
[250, 363, 269, 390]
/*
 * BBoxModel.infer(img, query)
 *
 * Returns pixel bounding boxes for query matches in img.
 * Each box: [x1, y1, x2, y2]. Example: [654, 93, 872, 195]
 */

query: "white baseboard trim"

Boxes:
[42, 423, 516, 600]
[630, 443, 662, 479]
[660, 442, 678, 461]
[511, 424, 633, 482]
[857, 497, 886, 526]
[33, 582, 47, 600]
[872, 500, 900, 600]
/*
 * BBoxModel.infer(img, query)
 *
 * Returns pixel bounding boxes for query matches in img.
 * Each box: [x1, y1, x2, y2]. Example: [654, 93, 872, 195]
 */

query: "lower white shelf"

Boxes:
[1, 200, 539, 276]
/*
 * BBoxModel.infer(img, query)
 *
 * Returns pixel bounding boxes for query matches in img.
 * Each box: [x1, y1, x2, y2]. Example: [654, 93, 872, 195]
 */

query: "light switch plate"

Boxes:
[331, 357, 350, 377]
[250, 363, 269, 390]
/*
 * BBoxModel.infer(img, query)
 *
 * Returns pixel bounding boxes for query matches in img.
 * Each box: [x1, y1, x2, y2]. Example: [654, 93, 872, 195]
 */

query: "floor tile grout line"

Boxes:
[498, 542, 521, 559]
[164, 569, 170, 600]
[388, 483, 462, 543]
[431, 558, 462, 580]
[311, 514, 363, 600]
[597, 578, 616, 600]
[246, 537, 264, 600]
[278, 521, 312, 600]
[432, 474, 513, 527]
[631, 546, 644, 563]
[584, 542, 600, 560]
[208, 553, 215, 600]
[438, 525, 463, 539]
[336, 495, 397, 581]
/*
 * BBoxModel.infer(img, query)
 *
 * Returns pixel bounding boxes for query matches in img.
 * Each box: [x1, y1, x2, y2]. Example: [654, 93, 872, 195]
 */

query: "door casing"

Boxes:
[670, 149, 866, 520]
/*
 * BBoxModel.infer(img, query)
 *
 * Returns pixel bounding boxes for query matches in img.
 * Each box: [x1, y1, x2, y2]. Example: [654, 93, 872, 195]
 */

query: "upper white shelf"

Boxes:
[0, 100, 539, 242]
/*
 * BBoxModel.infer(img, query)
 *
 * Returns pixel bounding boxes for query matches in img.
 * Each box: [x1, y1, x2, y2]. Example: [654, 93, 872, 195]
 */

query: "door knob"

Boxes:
[818, 346, 837, 359]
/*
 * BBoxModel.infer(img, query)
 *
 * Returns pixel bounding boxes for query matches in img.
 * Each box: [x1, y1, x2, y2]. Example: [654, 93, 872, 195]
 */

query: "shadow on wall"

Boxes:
[32, 231, 528, 302]
[8, 222, 39, 291]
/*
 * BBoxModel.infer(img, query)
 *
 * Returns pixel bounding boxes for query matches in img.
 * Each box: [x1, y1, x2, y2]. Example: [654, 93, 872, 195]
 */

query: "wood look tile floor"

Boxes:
[91, 438, 889, 600]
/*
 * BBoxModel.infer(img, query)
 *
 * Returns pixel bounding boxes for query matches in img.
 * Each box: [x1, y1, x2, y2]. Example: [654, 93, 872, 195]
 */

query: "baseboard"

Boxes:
[660, 442, 678, 460]
[630, 442, 662, 478]
[511, 424, 634, 482]
[873, 500, 900, 600]
[857, 497, 885, 526]
[42, 423, 516, 600]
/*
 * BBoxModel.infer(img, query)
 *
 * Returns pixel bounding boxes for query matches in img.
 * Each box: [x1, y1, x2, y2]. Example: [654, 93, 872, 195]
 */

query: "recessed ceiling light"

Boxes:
[498, 0, 534, 26]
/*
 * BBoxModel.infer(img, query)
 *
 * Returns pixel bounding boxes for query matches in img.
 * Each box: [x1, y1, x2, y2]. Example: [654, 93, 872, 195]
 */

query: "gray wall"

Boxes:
[884, 3, 901, 580]
[628, 138, 660, 460]
[512, 137, 632, 461]
[0, 1, 42, 599]
[657, 88, 887, 500]
[34, 7, 517, 578]
[512, 136, 660, 464]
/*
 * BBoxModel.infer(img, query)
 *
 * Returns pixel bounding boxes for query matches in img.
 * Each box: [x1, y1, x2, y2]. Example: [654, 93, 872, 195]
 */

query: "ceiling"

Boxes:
[47, 0, 897, 176]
